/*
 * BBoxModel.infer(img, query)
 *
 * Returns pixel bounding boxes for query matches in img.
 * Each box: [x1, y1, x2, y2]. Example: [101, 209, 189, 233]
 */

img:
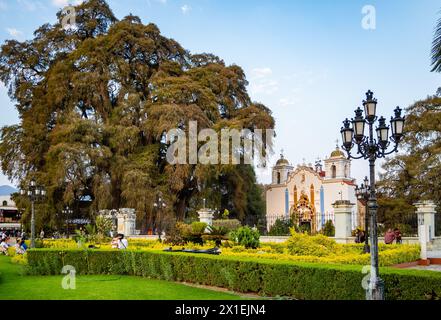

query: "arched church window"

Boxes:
[2, 200, 7, 206]
[331, 165, 337, 178]
[277, 172, 281, 184]
[344, 164, 348, 177]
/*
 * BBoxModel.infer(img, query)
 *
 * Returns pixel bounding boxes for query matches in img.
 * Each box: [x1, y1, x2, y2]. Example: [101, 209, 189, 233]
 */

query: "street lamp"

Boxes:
[340, 90, 405, 300]
[62, 206, 74, 238]
[153, 193, 167, 242]
[355, 176, 371, 254]
[20, 178, 46, 248]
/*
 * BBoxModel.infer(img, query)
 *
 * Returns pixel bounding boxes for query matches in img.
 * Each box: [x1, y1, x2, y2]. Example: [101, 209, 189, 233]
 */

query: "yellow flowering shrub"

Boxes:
[36, 236, 420, 266]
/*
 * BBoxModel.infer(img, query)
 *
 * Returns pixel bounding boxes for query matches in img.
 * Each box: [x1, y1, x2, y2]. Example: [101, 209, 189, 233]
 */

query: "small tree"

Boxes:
[95, 216, 114, 240]
[229, 226, 260, 249]
[321, 220, 335, 237]
[268, 219, 293, 236]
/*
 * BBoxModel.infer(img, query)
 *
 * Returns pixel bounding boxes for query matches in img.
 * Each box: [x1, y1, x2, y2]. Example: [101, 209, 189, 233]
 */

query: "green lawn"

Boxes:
[0, 256, 243, 300]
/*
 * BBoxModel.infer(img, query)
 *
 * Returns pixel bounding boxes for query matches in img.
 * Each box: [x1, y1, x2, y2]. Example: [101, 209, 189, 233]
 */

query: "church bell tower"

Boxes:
[272, 151, 294, 185]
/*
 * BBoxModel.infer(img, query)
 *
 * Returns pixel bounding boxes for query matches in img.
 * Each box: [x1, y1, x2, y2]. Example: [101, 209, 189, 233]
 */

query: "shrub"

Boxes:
[164, 222, 189, 246]
[230, 226, 260, 249]
[268, 219, 293, 236]
[190, 222, 208, 234]
[26, 249, 441, 300]
[286, 231, 334, 257]
[165, 222, 207, 245]
[321, 220, 335, 237]
[95, 215, 114, 239]
[212, 219, 241, 232]
[203, 225, 229, 244]
[11, 253, 28, 265]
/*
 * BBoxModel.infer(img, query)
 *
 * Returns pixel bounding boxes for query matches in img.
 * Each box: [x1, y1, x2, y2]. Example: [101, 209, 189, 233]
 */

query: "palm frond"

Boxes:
[431, 12, 441, 72]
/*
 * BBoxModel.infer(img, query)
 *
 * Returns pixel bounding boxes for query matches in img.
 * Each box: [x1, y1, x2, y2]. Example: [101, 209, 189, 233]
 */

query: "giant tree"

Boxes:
[0, 0, 274, 231]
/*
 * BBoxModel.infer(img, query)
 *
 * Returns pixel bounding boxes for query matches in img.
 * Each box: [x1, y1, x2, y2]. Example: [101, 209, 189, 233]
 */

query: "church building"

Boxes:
[266, 146, 360, 232]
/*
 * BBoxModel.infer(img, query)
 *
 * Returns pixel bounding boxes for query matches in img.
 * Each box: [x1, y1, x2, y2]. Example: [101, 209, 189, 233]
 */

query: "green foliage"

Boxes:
[190, 222, 207, 234]
[95, 216, 113, 238]
[206, 225, 229, 236]
[73, 224, 102, 246]
[222, 209, 230, 219]
[26, 249, 441, 300]
[212, 219, 241, 232]
[268, 219, 293, 236]
[165, 222, 207, 245]
[229, 226, 260, 249]
[378, 93, 441, 222]
[321, 220, 335, 237]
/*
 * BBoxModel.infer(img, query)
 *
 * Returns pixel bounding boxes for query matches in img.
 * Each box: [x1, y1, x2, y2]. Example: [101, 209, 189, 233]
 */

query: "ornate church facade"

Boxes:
[265, 146, 361, 232]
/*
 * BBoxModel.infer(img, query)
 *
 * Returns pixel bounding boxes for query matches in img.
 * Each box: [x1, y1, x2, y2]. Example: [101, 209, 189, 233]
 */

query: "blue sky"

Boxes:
[0, 0, 440, 186]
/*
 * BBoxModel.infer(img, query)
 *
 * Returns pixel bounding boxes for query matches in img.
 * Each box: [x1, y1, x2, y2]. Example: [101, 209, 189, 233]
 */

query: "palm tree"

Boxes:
[431, 12, 441, 72]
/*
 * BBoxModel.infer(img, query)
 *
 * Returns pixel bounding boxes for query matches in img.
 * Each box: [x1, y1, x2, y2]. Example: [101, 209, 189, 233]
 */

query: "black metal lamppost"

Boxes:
[20, 179, 46, 248]
[62, 206, 73, 238]
[355, 176, 371, 254]
[154, 192, 167, 242]
[340, 90, 405, 300]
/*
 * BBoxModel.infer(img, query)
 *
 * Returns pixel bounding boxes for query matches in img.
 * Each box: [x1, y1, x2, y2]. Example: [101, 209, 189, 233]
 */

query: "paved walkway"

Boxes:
[428, 250, 441, 258]
[409, 265, 441, 272]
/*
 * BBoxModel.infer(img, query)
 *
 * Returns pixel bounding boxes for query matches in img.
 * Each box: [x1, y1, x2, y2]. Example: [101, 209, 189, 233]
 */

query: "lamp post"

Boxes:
[20, 179, 46, 248]
[154, 192, 167, 242]
[355, 176, 371, 254]
[62, 206, 73, 238]
[340, 90, 405, 300]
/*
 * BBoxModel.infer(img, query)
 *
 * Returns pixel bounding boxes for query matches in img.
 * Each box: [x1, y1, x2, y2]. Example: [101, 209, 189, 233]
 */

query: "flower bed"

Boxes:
[36, 237, 420, 267]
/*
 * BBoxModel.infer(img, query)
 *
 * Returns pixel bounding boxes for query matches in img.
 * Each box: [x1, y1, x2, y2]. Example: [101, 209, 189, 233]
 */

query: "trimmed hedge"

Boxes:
[27, 249, 441, 300]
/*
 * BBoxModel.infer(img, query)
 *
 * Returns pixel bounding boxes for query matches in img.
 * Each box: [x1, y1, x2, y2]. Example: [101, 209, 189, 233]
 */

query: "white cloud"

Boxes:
[250, 67, 273, 80]
[249, 79, 279, 95]
[248, 67, 278, 95]
[181, 4, 191, 14]
[6, 28, 24, 40]
[279, 97, 298, 107]
[51, 0, 83, 8]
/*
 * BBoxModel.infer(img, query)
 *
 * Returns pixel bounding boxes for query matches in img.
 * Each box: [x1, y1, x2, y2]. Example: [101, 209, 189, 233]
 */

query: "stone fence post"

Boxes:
[332, 200, 354, 243]
[198, 208, 214, 228]
[414, 201, 437, 262]
[116, 208, 136, 236]
[414, 201, 437, 242]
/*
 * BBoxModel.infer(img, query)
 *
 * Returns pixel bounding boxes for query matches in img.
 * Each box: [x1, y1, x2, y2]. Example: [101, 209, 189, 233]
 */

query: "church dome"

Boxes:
[275, 153, 289, 166]
[330, 146, 345, 158]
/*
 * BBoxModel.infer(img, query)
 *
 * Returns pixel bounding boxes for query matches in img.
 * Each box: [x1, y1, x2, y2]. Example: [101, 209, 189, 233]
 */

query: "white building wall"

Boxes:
[266, 186, 287, 229]
[0, 196, 16, 208]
